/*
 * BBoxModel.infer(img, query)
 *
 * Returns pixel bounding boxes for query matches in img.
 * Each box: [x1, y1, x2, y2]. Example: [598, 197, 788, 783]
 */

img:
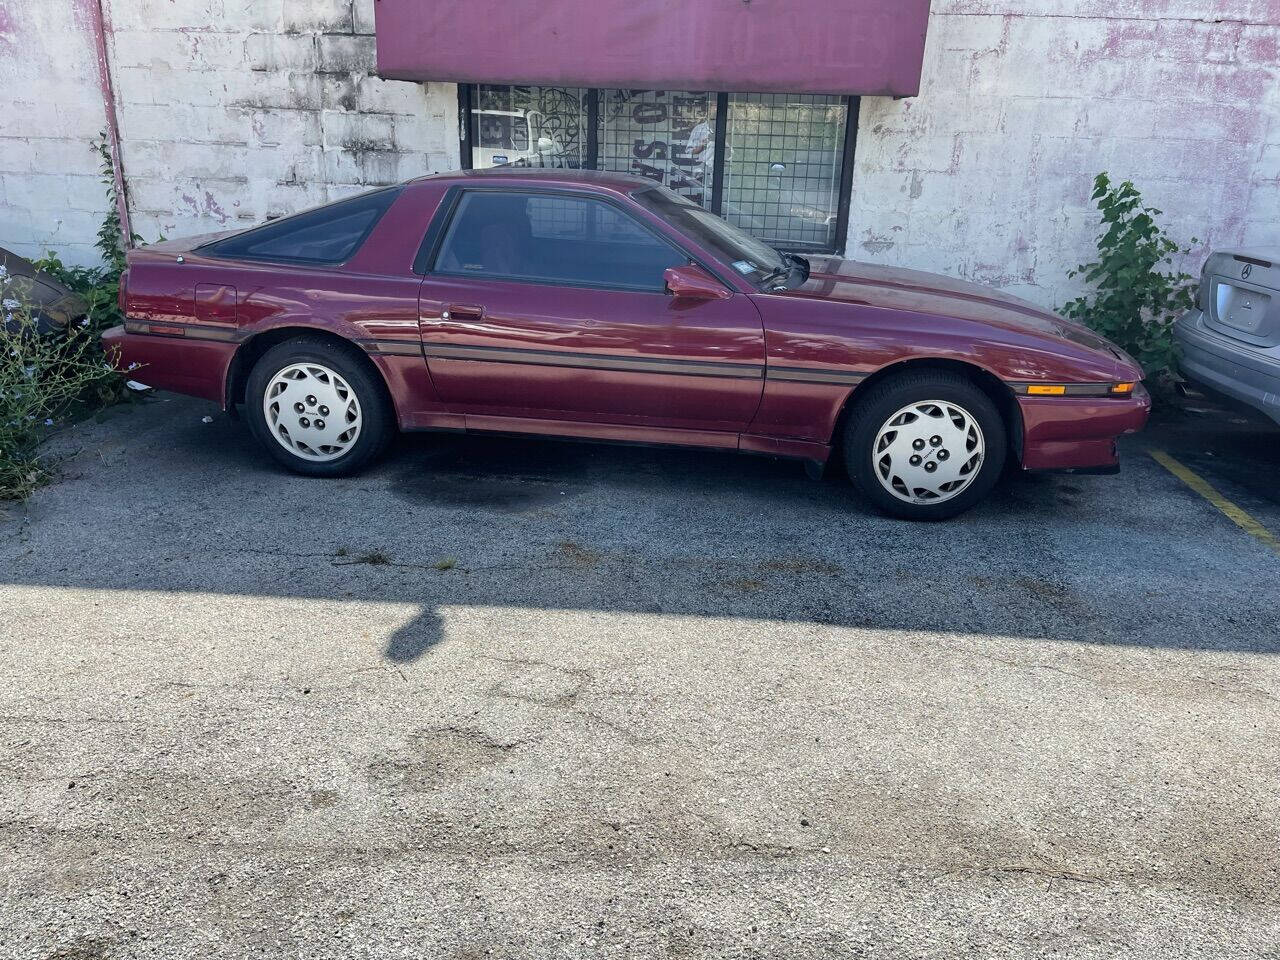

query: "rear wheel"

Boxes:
[844, 371, 1007, 520]
[246, 337, 394, 477]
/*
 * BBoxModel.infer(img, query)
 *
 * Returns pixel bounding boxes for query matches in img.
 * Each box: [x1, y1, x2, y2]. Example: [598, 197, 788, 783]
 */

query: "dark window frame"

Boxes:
[457, 85, 859, 256]
[421, 186, 701, 295]
[197, 186, 403, 268]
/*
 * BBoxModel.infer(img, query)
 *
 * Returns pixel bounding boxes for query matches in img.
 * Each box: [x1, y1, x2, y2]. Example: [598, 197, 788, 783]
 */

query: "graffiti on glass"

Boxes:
[602, 90, 711, 206]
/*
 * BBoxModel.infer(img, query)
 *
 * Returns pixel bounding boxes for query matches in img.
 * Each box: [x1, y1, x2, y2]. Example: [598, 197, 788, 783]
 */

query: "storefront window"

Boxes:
[597, 90, 715, 207]
[469, 85, 588, 169]
[462, 85, 855, 253]
[722, 93, 849, 251]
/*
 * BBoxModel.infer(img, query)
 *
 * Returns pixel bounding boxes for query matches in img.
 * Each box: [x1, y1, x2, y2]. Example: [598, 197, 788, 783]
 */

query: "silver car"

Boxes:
[1176, 248, 1280, 424]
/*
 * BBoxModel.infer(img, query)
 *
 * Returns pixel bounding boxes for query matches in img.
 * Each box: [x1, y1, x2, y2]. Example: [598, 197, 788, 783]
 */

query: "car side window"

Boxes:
[433, 191, 686, 292]
[201, 187, 400, 265]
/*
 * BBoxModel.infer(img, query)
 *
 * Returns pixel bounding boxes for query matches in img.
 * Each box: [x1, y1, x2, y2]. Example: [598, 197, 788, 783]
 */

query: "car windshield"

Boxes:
[633, 186, 788, 284]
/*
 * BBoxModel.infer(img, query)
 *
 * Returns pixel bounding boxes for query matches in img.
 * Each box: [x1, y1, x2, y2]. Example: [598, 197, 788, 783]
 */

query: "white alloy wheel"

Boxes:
[262, 362, 363, 462]
[872, 399, 985, 504]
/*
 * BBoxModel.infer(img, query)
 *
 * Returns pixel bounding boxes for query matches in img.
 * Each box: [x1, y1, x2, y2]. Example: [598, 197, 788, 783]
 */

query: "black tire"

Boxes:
[245, 336, 395, 478]
[843, 370, 1007, 521]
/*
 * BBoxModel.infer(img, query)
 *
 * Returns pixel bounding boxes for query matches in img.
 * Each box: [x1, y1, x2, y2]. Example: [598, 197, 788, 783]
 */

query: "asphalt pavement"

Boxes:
[1, 391, 1278, 958]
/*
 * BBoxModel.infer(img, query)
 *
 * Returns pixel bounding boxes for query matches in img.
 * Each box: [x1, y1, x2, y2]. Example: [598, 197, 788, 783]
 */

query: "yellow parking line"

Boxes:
[1148, 448, 1280, 554]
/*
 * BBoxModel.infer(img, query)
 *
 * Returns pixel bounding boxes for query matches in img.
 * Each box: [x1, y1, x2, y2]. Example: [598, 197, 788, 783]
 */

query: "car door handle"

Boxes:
[443, 303, 485, 322]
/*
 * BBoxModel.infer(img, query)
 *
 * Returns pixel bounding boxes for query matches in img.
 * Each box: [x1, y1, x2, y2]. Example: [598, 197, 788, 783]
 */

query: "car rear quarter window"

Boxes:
[200, 187, 401, 265]
[433, 190, 686, 292]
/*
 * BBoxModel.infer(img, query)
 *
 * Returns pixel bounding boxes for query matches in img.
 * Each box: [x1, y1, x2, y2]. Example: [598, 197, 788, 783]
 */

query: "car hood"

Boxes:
[792, 256, 1128, 364]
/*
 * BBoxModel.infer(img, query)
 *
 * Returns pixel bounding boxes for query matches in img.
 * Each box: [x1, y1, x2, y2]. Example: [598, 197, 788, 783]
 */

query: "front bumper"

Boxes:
[1174, 308, 1280, 425]
[102, 324, 236, 405]
[1017, 382, 1151, 471]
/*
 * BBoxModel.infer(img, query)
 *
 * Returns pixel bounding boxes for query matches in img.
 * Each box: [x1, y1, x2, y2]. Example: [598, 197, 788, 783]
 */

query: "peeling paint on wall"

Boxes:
[0, 0, 458, 264]
[0, 4, 17, 50]
[846, 6, 1280, 307]
[1, 0, 1277, 307]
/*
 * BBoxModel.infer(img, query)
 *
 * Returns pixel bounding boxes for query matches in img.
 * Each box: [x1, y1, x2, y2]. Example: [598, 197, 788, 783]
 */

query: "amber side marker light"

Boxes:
[1110, 382, 1136, 395]
[1027, 384, 1067, 396]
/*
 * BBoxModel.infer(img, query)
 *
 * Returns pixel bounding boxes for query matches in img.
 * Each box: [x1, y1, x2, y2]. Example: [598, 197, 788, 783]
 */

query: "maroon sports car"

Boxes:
[104, 169, 1148, 520]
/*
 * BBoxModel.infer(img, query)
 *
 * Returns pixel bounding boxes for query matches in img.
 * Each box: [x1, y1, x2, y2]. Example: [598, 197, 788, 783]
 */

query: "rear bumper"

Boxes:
[1174, 308, 1280, 425]
[1017, 383, 1150, 471]
[102, 324, 236, 405]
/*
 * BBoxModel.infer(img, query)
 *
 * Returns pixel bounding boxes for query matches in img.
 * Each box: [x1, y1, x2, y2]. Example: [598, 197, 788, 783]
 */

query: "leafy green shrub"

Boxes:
[1062, 173, 1197, 393]
[0, 266, 119, 500]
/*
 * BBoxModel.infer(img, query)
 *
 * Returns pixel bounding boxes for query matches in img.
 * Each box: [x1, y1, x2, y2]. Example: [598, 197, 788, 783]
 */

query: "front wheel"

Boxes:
[843, 371, 1007, 520]
[245, 337, 394, 477]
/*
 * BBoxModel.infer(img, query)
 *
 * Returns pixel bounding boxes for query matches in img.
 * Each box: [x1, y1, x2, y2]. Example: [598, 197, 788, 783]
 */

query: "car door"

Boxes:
[417, 188, 765, 434]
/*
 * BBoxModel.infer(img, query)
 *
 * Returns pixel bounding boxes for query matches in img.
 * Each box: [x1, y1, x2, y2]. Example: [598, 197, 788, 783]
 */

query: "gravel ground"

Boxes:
[1, 393, 1278, 959]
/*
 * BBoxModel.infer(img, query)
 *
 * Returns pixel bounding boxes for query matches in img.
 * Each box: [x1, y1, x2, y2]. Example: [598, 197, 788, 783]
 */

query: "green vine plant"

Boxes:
[35, 132, 148, 337]
[1061, 173, 1197, 398]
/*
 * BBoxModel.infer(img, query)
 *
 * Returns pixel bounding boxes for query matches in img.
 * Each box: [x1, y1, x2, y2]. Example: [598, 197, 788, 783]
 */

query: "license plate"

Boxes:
[1215, 282, 1270, 334]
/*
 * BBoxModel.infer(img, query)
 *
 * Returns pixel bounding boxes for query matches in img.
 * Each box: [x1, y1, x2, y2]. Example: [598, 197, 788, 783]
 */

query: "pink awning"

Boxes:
[374, 0, 931, 97]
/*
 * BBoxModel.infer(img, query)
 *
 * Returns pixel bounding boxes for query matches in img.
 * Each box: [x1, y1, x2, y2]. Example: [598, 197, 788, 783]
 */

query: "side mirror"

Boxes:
[664, 264, 730, 301]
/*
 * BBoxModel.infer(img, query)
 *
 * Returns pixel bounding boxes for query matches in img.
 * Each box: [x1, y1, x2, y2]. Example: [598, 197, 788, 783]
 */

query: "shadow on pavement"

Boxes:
[3, 393, 1279, 664]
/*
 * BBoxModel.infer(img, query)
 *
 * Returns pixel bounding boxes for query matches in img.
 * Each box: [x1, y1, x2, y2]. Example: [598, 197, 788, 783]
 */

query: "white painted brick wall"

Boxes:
[847, 1, 1280, 307]
[1, 0, 1277, 309]
[0, 1, 111, 266]
[0, 0, 457, 266]
[104, 0, 459, 243]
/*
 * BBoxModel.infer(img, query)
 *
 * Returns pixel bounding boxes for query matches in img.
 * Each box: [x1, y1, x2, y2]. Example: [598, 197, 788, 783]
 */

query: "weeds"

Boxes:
[0, 268, 118, 499]
[0, 133, 160, 499]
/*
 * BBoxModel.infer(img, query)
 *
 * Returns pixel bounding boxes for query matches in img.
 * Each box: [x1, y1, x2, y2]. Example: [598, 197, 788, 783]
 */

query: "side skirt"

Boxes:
[1024, 464, 1122, 476]
[400, 415, 833, 465]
